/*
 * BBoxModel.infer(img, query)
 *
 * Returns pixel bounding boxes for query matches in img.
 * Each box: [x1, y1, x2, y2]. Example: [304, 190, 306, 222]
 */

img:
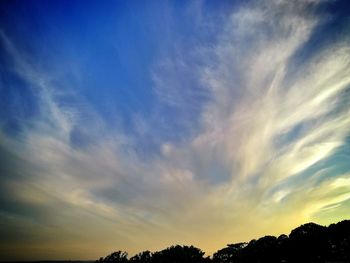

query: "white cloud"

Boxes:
[1, 0, 350, 258]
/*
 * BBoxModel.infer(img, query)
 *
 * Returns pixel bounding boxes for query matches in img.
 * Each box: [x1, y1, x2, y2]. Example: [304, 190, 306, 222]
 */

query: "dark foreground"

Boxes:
[98, 219, 350, 263]
[1, 261, 94, 263]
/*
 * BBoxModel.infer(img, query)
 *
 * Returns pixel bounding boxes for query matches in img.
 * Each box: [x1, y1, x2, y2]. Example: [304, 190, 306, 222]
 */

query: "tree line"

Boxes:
[96, 219, 350, 263]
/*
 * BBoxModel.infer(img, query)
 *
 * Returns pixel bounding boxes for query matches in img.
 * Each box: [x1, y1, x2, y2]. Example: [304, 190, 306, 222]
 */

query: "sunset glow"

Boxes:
[0, 0, 350, 261]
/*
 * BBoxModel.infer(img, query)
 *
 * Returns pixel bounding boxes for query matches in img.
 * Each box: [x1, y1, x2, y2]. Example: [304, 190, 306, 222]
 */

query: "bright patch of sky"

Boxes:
[1, 0, 350, 261]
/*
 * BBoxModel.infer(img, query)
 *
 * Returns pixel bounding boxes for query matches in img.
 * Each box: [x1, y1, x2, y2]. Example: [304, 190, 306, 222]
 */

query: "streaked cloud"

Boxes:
[0, 0, 350, 260]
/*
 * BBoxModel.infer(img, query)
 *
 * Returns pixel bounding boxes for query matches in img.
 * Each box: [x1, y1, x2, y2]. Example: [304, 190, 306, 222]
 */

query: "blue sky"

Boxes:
[1, 0, 350, 260]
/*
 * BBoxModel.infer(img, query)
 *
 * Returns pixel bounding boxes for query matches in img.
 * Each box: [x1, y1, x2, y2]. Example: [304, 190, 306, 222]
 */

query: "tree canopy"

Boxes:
[97, 219, 350, 263]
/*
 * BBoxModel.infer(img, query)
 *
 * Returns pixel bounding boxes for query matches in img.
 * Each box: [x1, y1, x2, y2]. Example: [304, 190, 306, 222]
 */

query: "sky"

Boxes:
[0, 0, 350, 260]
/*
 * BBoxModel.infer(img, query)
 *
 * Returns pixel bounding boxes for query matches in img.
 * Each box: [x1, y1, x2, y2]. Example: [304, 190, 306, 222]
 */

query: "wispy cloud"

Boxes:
[0, 0, 350, 260]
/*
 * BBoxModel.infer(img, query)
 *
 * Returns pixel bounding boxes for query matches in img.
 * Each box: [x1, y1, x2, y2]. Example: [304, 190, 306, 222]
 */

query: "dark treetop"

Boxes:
[97, 219, 350, 263]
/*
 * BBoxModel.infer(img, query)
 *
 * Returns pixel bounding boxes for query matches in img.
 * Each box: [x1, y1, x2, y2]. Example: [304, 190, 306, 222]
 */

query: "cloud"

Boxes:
[0, 0, 350, 260]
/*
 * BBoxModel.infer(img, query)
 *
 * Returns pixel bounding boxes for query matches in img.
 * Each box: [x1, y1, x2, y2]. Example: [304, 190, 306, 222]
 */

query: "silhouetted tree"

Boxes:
[288, 222, 327, 262]
[212, 242, 247, 263]
[97, 219, 350, 263]
[152, 245, 209, 263]
[98, 251, 128, 263]
[130, 251, 152, 263]
[327, 220, 350, 262]
[244, 236, 278, 263]
[276, 234, 288, 262]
